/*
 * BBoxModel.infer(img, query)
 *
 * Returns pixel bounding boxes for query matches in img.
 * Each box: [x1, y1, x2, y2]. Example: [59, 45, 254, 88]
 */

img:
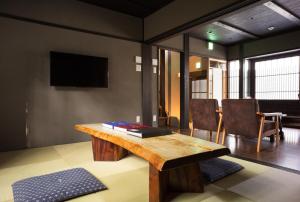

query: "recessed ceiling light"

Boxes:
[268, 26, 275, 31]
[207, 30, 214, 35]
[250, 17, 254, 20]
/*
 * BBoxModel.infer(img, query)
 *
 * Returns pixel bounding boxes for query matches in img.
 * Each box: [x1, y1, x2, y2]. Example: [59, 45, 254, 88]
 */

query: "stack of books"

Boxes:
[102, 121, 172, 138]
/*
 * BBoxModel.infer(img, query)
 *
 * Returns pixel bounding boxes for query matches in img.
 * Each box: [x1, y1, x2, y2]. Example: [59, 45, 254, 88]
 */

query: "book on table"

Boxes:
[114, 123, 149, 132]
[126, 127, 173, 138]
[102, 121, 128, 129]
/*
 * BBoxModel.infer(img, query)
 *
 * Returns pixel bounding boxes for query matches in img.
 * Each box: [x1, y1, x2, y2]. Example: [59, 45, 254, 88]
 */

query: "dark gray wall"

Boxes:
[0, 16, 142, 149]
[190, 37, 226, 59]
[227, 30, 300, 60]
[0, 0, 143, 41]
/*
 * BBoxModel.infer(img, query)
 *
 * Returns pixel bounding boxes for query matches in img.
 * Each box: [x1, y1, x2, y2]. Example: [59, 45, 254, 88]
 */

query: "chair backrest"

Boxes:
[222, 99, 260, 138]
[190, 99, 219, 131]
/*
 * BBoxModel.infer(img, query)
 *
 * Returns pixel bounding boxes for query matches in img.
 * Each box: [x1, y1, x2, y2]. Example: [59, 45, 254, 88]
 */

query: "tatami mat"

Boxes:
[0, 141, 299, 202]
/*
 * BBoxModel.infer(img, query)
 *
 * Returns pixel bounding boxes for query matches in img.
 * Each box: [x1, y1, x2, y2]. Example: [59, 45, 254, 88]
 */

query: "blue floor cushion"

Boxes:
[199, 158, 243, 183]
[12, 168, 107, 202]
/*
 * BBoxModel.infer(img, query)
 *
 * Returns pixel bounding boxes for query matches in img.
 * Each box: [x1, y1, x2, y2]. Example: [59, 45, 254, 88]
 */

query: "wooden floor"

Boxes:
[179, 127, 300, 173]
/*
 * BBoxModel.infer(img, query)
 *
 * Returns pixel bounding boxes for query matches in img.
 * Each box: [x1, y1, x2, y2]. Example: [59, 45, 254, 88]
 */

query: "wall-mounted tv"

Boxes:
[50, 51, 108, 87]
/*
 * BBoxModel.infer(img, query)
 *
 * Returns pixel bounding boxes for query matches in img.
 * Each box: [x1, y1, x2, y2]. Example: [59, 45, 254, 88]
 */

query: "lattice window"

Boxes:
[255, 56, 300, 100]
[228, 60, 240, 99]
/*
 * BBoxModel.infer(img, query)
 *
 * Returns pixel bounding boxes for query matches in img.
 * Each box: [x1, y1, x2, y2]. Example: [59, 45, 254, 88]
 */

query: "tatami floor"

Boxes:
[1, 141, 300, 202]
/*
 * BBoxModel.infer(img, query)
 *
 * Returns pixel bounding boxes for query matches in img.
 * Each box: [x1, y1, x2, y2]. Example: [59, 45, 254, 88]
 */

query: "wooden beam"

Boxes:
[213, 21, 258, 38]
[180, 34, 190, 129]
[142, 44, 153, 125]
[144, 0, 262, 44]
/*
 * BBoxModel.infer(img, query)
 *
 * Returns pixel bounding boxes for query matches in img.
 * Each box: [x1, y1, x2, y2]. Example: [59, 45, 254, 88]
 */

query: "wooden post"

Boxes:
[149, 163, 203, 202]
[239, 44, 244, 99]
[180, 34, 190, 129]
[92, 136, 128, 161]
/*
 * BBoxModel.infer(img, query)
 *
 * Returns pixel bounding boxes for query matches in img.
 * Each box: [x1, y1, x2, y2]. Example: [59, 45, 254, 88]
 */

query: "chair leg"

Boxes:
[257, 116, 265, 153]
[275, 116, 280, 147]
[216, 114, 223, 144]
[209, 130, 212, 141]
[190, 121, 194, 137]
[221, 128, 226, 145]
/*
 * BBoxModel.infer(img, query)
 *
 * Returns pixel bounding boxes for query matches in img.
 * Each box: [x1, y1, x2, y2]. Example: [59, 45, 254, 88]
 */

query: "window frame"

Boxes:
[250, 51, 300, 100]
[228, 60, 240, 99]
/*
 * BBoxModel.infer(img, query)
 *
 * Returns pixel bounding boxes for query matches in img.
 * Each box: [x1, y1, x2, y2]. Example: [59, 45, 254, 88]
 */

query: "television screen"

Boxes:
[50, 51, 108, 87]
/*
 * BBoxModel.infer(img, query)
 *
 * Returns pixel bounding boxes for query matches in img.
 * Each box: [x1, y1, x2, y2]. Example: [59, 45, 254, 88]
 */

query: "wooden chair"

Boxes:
[218, 99, 279, 152]
[190, 99, 222, 143]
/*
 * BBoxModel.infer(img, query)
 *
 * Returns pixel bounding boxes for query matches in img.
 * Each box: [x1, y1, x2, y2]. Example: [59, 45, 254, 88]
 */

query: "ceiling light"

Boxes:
[207, 30, 214, 35]
[268, 26, 275, 31]
[264, 1, 300, 25]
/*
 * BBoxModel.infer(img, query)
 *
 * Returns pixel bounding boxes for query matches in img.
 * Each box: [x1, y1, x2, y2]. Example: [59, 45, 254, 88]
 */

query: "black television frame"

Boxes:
[50, 51, 109, 88]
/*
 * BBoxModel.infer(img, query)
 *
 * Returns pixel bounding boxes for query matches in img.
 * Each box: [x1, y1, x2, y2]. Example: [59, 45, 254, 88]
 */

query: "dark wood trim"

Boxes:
[180, 34, 190, 129]
[167, 51, 172, 114]
[239, 44, 244, 98]
[0, 12, 142, 43]
[154, 44, 183, 53]
[142, 44, 153, 125]
[249, 60, 255, 98]
[160, 49, 166, 113]
[189, 51, 226, 61]
[250, 50, 300, 62]
[145, 0, 261, 44]
[229, 154, 300, 175]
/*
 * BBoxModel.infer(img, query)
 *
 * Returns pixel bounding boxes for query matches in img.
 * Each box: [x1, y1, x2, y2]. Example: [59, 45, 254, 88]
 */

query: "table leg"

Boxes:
[149, 163, 203, 202]
[279, 117, 284, 140]
[91, 136, 128, 161]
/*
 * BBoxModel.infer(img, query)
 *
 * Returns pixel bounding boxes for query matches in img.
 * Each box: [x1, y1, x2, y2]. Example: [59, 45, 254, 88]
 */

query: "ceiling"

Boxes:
[79, 0, 174, 18]
[188, 0, 300, 45]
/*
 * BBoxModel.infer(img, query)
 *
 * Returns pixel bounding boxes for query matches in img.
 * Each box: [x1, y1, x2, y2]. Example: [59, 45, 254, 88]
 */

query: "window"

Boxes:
[255, 56, 299, 100]
[228, 60, 240, 98]
[192, 80, 207, 99]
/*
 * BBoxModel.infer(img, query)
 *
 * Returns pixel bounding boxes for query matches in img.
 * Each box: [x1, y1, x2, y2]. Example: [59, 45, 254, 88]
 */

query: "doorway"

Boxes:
[158, 49, 181, 129]
[189, 55, 227, 105]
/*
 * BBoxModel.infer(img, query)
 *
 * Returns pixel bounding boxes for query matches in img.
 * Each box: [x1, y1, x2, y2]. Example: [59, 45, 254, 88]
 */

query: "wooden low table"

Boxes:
[75, 124, 230, 202]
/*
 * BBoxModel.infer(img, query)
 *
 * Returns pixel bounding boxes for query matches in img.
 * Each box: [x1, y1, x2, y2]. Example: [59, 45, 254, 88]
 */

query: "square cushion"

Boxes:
[12, 168, 107, 202]
[199, 158, 243, 183]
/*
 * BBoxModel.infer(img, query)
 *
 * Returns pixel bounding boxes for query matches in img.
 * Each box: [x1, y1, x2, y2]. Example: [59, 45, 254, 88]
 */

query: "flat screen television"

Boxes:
[50, 51, 108, 87]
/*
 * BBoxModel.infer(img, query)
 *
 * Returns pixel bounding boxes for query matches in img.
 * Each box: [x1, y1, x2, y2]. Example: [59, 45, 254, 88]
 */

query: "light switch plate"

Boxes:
[153, 115, 157, 122]
[152, 59, 158, 66]
[135, 56, 142, 64]
[153, 67, 157, 74]
[136, 64, 141, 72]
[136, 115, 141, 123]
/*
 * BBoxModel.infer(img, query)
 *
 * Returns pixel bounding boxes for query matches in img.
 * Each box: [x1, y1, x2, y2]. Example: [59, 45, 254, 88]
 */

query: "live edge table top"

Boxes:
[75, 124, 230, 171]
